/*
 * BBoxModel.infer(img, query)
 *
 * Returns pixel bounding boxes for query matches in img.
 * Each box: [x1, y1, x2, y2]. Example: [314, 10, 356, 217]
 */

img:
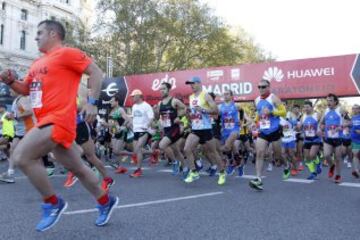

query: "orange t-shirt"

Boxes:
[24, 47, 92, 145]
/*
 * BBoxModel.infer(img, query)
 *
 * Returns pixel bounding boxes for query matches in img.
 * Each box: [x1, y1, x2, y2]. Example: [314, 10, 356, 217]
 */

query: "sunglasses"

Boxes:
[257, 85, 268, 89]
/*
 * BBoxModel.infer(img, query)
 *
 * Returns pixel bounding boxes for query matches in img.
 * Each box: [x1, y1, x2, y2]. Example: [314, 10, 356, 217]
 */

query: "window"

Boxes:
[0, 24, 4, 45]
[66, 0, 70, 4]
[1, 2, 6, 10]
[20, 9, 28, 21]
[20, 30, 26, 50]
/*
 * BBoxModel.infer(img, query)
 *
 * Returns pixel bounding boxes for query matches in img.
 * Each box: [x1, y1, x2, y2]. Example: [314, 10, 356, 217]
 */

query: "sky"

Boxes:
[205, 0, 360, 61]
[204, 0, 360, 104]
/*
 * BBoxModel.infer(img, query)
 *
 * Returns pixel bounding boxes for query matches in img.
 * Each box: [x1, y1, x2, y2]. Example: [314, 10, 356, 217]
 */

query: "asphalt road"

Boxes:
[1, 159, 359, 240]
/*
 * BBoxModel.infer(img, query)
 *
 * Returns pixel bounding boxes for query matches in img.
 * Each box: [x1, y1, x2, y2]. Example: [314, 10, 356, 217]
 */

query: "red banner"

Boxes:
[110, 54, 360, 106]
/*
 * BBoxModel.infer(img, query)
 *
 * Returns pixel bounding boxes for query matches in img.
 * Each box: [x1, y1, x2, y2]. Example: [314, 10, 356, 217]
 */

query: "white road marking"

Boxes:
[63, 191, 224, 215]
[339, 182, 360, 188]
[283, 178, 314, 184]
[235, 175, 266, 179]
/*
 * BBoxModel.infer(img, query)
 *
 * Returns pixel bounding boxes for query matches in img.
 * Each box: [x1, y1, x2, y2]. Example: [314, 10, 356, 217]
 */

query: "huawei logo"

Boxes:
[263, 67, 284, 82]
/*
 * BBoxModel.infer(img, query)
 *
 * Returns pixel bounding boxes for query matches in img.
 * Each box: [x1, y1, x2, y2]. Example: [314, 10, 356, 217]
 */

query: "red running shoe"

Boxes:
[101, 177, 115, 191]
[130, 168, 142, 178]
[64, 172, 78, 188]
[131, 154, 138, 165]
[115, 166, 128, 174]
[290, 169, 298, 176]
[334, 175, 341, 184]
[150, 149, 160, 165]
[328, 165, 335, 178]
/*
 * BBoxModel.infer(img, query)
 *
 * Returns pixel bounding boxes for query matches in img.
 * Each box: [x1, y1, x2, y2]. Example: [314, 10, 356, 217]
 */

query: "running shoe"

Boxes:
[218, 172, 226, 185]
[182, 168, 190, 180]
[195, 160, 203, 172]
[150, 149, 160, 165]
[282, 169, 290, 180]
[266, 162, 273, 172]
[249, 178, 263, 191]
[328, 165, 335, 178]
[297, 162, 304, 171]
[238, 165, 244, 177]
[131, 154, 138, 165]
[290, 169, 298, 176]
[115, 166, 128, 174]
[334, 175, 341, 184]
[184, 171, 200, 183]
[226, 165, 235, 175]
[352, 171, 360, 178]
[64, 172, 78, 188]
[208, 167, 217, 177]
[316, 163, 322, 174]
[0, 172, 15, 183]
[347, 162, 352, 168]
[130, 168, 142, 178]
[172, 160, 180, 176]
[101, 177, 115, 191]
[36, 197, 68, 232]
[307, 172, 317, 180]
[46, 167, 55, 177]
[95, 196, 119, 226]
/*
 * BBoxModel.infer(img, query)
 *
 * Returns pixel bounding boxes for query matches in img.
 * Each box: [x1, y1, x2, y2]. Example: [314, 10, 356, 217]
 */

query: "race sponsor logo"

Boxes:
[151, 74, 176, 91]
[207, 70, 224, 81]
[231, 68, 240, 81]
[263, 67, 284, 82]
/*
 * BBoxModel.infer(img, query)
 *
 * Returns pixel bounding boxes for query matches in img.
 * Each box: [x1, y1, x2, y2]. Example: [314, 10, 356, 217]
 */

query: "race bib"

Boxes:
[305, 129, 316, 137]
[327, 125, 339, 138]
[30, 81, 43, 108]
[343, 128, 350, 136]
[224, 117, 235, 129]
[160, 114, 171, 128]
[283, 129, 293, 138]
[191, 112, 202, 130]
[259, 116, 270, 130]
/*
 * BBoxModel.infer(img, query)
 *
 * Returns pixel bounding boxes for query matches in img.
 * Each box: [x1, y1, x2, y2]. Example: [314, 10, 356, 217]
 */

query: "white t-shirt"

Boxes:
[132, 101, 154, 133]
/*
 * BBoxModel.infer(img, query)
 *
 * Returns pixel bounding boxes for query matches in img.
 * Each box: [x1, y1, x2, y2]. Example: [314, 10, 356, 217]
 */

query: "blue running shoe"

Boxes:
[96, 196, 119, 226]
[207, 167, 217, 177]
[172, 161, 180, 176]
[307, 172, 317, 180]
[36, 197, 68, 232]
[238, 165, 244, 177]
[182, 168, 190, 180]
[316, 164, 322, 174]
[226, 165, 235, 175]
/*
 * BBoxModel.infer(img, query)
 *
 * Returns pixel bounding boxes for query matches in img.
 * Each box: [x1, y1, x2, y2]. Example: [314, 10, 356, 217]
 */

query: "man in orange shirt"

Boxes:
[0, 20, 118, 232]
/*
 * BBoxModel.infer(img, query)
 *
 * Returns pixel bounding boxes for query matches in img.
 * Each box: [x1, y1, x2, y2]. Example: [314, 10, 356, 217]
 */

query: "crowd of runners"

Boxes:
[0, 20, 360, 232]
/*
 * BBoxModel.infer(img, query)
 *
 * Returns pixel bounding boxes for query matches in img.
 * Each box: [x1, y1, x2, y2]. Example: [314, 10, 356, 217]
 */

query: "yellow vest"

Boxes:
[1, 113, 15, 138]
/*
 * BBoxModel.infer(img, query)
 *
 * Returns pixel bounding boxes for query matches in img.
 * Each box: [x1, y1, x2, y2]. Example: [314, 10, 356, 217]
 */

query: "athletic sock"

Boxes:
[44, 195, 58, 205]
[97, 194, 110, 205]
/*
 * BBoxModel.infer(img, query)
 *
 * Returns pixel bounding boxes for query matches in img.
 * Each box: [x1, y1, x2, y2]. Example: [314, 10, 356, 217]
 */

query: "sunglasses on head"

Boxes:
[257, 85, 268, 89]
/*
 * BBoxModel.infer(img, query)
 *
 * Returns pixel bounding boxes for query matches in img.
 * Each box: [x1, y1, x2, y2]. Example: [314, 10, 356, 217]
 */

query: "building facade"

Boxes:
[0, 0, 94, 75]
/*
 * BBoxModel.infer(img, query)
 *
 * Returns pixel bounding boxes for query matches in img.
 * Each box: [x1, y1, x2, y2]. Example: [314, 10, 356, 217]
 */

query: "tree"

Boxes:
[93, 0, 271, 76]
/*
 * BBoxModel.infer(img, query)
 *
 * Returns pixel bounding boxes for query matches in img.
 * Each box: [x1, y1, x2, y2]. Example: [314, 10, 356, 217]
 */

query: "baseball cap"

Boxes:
[185, 76, 201, 85]
[130, 89, 143, 96]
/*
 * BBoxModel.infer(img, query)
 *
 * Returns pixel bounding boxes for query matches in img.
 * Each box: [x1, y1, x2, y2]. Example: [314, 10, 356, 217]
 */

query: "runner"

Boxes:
[249, 79, 286, 191]
[108, 95, 131, 174]
[319, 93, 345, 183]
[156, 82, 187, 175]
[183, 76, 226, 185]
[218, 90, 241, 176]
[64, 91, 115, 191]
[129, 89, 154, 177]
[300, 100, 322, 180]
[350, 104, 360, 178]
[0, 20, 118, 231]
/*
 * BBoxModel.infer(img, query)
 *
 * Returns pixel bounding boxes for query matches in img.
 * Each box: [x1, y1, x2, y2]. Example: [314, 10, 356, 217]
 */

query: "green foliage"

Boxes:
[67, 0, 271, 76]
